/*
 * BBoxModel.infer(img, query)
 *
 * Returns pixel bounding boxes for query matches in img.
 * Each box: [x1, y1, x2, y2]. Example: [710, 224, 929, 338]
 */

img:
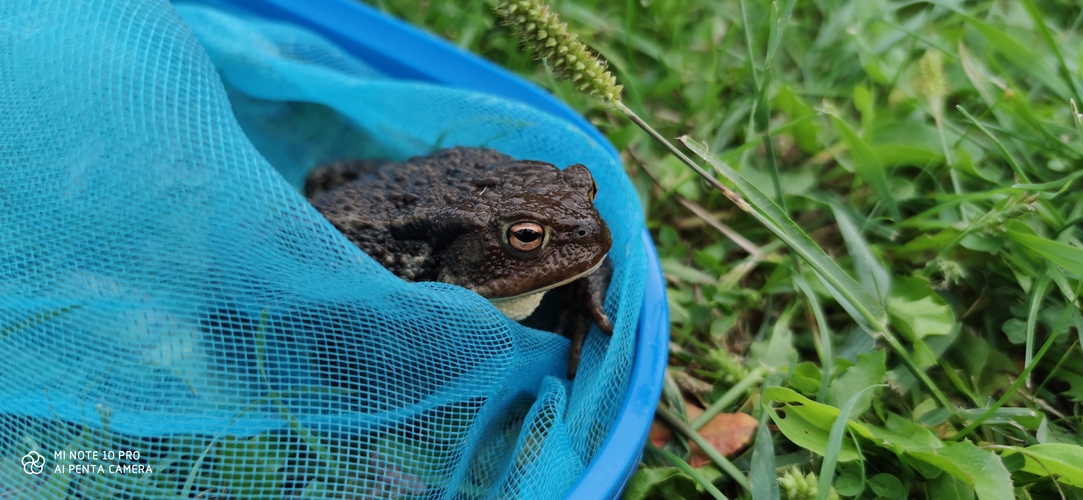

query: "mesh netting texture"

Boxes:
[0, 0, 647, 498]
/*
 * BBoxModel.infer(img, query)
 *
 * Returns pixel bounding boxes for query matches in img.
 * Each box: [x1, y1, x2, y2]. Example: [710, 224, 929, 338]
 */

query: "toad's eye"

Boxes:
[590, 179, 598, 200]
[507, 222, 544, 252]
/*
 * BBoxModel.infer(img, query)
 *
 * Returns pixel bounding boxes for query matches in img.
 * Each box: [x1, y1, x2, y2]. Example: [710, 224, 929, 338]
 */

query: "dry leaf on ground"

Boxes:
[685, 404, 757, 467]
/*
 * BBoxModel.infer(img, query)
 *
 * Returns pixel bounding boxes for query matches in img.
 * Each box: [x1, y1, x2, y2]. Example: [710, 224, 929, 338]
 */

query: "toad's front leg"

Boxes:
[563, 257, 613, 379]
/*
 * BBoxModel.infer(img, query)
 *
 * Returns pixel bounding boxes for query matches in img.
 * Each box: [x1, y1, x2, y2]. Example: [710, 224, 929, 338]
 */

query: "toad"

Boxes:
[305, 146, 613, 379]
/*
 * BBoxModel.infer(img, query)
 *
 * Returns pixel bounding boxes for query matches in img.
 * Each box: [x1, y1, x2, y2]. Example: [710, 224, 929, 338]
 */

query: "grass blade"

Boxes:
[764, 0, 796, 71]
[738, 0, 758, 86]
[1024, 270, 1052, 387]
[1006, 230, 1083, 275]
[791, 271, 834, 403]
[924, 0, 1073, 101]
[679, 137, 886, 332]
[951, 295, 1077, 441]
[645, 446, 730, 500]
[1018, 0, 1083, 102]
[680, 136, 955, 411]
[831, 203, 892, 302]
[817, 385, 885, 500]
[1073, 99, 1083, 148]
[829, 115, 900, 221]
[750, 410, 780, 500]
[955, 105, 1031, 183]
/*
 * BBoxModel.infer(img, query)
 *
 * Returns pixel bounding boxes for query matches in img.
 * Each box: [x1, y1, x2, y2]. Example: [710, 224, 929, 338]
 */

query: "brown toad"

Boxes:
[305, 146, 613, 378]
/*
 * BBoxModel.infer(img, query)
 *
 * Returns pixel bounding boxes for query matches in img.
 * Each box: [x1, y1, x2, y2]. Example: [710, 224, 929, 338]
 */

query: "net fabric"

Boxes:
[0, 0, 646, 498]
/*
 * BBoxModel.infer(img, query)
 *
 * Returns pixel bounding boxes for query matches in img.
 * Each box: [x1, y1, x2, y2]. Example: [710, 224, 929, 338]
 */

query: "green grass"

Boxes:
[364, 0, 1083, 498]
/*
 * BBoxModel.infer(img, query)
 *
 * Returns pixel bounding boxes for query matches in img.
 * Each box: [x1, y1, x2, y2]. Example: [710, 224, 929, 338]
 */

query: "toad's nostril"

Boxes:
[577, 229, 587, 237]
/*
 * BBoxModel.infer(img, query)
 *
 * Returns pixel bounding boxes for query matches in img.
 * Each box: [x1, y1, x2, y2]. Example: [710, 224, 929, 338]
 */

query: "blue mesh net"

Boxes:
[0, 0, 646, 498]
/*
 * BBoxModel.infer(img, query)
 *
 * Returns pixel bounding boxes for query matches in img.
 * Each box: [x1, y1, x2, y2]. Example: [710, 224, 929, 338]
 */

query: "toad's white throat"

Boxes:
[486, 258, 606, 320]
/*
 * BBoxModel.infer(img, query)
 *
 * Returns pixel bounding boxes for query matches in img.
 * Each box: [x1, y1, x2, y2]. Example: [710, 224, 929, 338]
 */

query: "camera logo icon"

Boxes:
[22, 451, 45, 475]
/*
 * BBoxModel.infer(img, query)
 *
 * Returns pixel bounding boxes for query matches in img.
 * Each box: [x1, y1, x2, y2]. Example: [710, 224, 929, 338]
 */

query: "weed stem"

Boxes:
[657, 405, 751, 491]
[615, 101, 751, 212]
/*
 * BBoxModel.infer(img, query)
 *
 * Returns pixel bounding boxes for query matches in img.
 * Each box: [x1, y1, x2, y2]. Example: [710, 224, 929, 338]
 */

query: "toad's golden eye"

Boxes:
[507, 222, 544, 252]
[590, 179, 598, 200]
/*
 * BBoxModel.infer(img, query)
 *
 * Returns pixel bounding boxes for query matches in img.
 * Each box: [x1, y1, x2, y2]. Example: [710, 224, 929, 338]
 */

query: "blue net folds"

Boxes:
[0, 0, 647, 498]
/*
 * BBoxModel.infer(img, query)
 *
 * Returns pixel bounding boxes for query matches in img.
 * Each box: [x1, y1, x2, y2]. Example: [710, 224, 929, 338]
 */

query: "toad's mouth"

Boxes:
[486, 256, 607, 304]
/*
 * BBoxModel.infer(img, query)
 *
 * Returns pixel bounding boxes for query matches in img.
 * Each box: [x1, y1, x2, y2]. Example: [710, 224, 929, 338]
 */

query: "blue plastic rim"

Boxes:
[198, 1, 670, 497]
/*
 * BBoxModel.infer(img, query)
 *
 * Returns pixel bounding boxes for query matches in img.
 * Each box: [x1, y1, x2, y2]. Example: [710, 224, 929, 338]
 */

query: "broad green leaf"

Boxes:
[640, 447, 729, 500]
[959, 234, 1004, 254]
[952, 333, 991, 380]
[791, 361, 823, 395]
[805, 410, 1014, 500]
[912, 338, 937, 369]
[1005, 230, 1083, 276]
[1010, 443, 1083, 489]
[853, 84, 874, 129]
[952, 147, 999, 183]
[955, 408, 1044, 430]
[658, 225, 679, 246]
[667, 289, 692, 325]
[748, 302, 798, 369]
[868, 144, 939, 171]
[827, 350, 886, 416]
[1037, 418, 1083, 446]
[864, 413, 943, 452]
[774, 86, 820, 153]
[762, 387, 870, 462]
[907, 441, 1013, 500]
[868, 474, 905, 499]
[887, 276, 954, 340]
[624, 466, 701, 500]
[867, 120, 990, 177]
[896, 231, 957, 255]
[1001, 318, 1026, 344]
[1000, 452, 1025, 473]
[834, 472, 864, 497]
[1060, 365, 1083, 402]
[829, 115, 900, 221]
[900, 461, 945, 487]
[926, 473, 976, 500]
